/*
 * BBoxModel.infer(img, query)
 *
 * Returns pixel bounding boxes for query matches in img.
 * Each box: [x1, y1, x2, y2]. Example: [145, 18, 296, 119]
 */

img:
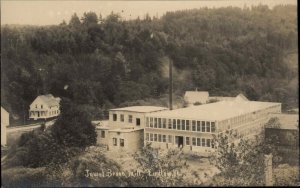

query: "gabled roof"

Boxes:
[110, 106, 168, 113]
[184, 91, 209, 104]
[35, 94, 60, 107]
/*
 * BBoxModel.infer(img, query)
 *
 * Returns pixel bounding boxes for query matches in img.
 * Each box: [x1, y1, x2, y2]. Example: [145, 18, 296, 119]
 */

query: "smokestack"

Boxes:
[169, 59, 173, 110]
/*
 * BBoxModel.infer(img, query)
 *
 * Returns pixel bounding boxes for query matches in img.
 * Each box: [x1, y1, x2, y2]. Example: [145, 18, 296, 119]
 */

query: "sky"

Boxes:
[1, 0, 297, 26]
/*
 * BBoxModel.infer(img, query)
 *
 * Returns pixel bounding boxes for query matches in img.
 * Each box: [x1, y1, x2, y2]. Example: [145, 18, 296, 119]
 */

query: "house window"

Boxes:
[206, 139, 211, 147]
[113, 138, 117, 146]
[163, 119, 167, 129]
[192, 121, 196, 131]
[201, 138, 206, 147]
[173, 119, 176, 129]
[120, 139, 124, 147]
[150, 117, 153, 128]
[101, 131, 105, 138]
[136, 118, 141, 126]
[201, 122, 206, 132]
[129, 115, 133, 123]
[41, 105, 43, 109]
[113, 114, 117, 121]
[186, 120, 190, 131]
[158, 134, 162, 142]
[150, 133, 153, 141]
[211, 122, 216, 132]
[168, 135, 173, 143]
[186, 137, 190, 145]
[168, 119, 172, 129]
[192, 137, 196, 146]
[35, 104, 37, 108]
[154, 118, 157, 128]
[154, 134, 157, 142]
[146, 133, 149, 141]
[206, 122, 210, 132]
[146, 117, 149, 127]
[181, 120, 185, 130]
[158, 118, 161, 128]
[197, 138, 201, 146]
[197, 121, 201, 132]
[120, 114, 124, 122]
[177, 119, 181, 130]
[162, 135, 166, 142]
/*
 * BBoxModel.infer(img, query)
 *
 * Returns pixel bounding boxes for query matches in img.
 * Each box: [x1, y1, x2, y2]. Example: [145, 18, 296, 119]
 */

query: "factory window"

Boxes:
[206, 122, 210, 132]
[158, 118, 162, 128]
[197, 138, 201, 146]
[173, 119, 176, 129]
[206, 139, 211, 147]
[192, 121, 196, 131]
[146, 133, 149, 141]
[201, 138, 206, 147]
[192, 137, 196, 146]
[163, 118, 167, 129]
[211, 122, 216, 132]
[154, 118, 157, 128]
[186, 120, 190, 131]
[129, 115, 133, 123]
[113, 138, 117, 146]
[186, 137, 190, 145]
[136, 118, 141, 126]
[168, 135, 173, 143]
[120, 139, 124, 147]
[163, 135, 166, 142]
[154, 134, 158, 142]
[113, 114, 117, 121]
[120, 114, 124, 122]
[197, 121, 201, 132]
[177, 119, 181, 130]
[201, 122, 206, 132]
[101, 131, 105, 138]
[168, 119, 172, 129]
[158, 134, 162, 142]
[150, 117, 153, 128]
[150, 133, 153, 141]
[146, 117, 149, 127]
[181, 120, 185, 130]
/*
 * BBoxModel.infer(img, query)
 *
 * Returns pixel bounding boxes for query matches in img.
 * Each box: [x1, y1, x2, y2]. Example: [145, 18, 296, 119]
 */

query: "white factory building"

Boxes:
[97, 96, 281, 155]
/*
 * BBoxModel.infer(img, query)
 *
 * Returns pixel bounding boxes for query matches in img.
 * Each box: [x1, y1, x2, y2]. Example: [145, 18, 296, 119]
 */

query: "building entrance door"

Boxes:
[175, 136, 184, 148]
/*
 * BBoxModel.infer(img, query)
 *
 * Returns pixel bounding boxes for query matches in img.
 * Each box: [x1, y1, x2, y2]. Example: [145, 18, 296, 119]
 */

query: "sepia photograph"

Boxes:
[1, 0, 299, 187]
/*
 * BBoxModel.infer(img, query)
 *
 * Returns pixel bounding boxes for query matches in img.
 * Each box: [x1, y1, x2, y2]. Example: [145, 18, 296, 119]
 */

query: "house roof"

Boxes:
[148, 100, 281, 121]
[184, 91, 209, 104]
[110, 106, 168, 113]
[37, 94, 60, 107]
[269, 113, 299, 130]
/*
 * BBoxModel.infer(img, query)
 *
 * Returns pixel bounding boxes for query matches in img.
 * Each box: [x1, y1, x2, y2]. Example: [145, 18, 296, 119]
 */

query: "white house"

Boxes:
[1, 107, 9, 146]
[29, 94, 61, 120]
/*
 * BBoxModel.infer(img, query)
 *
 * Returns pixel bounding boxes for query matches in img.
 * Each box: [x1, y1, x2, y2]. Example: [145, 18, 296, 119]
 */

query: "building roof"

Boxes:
[269, 113, 299, 130]
[37, 94, 60, 107]
[148, 100, 281, 121]
[184, 91, 209, 104]
[110, 106, 168, 113]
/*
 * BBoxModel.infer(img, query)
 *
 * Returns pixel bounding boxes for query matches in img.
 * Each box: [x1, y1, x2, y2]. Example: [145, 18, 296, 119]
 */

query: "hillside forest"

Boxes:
[1, 5, 298, 123]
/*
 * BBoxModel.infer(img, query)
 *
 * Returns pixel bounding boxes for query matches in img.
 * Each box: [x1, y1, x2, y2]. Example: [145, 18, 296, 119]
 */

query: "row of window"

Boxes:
[49, 110, 59, 116]
[145, 133, 214, 148]
[146, 117, 216, 133]
[112, 114, 141, 125]
[112, 138, 125, 147]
